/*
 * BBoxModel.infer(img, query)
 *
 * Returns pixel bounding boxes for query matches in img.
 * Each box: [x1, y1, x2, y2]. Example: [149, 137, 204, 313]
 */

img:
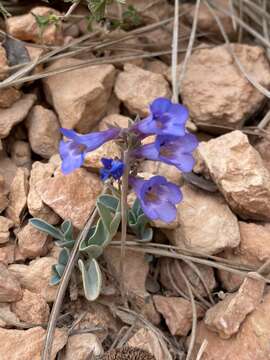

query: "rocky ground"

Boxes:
[0, 0, 270, 359]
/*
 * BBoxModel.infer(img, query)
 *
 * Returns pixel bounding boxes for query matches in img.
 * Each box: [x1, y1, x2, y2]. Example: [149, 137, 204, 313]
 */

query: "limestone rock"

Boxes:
[0, 303, 20, 328]
[140, 160, 182, 186]
[0, 46, 8, 80]
[165, 184, 240, 254]
[154, 296, 205, 336]
[9, 257, 58, 302]
[26, 105, 60, 159]
[181, 45, 270, 128]
[64, 334, 103, 360]
[114, 63, 171, 117]
[0, 243, 24, 266]
[35, 168, 102, 229]
[84, 140, 121, 169]
[6, 7, 64, 45]
[198, 130, 270, 220]
[0, 94, 36, 139]
[43, 58, 116, 132]
[12, 289, 50, 325]
[0, 263, 22, 302]
[0, 327, 67, 360]
[10, 140, 31, 169]
[6, 168, 29, 225]
[0, 157, 17, 194]
[98, 114, 130, 131]
[0, 216, 13, 243]
[18, 223, 50, 259]
[0, 87, 21, 108]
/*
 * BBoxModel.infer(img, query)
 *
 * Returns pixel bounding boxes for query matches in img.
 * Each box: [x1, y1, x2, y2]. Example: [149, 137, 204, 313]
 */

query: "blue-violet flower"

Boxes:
[134, 97, 189, 136]
[133, 133, 198, 173]
[100, 158, 125, 181]
[59, 127, 120, 174]
[129, 175, 182, 223]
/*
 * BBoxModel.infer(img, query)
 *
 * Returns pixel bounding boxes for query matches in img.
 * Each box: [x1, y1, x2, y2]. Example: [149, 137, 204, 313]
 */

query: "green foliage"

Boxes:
[87, 0, 125, 21]
[32, 11, 61, 39]
[51, 248, 70, 285]
[111, 5, 141, 30]
[128, 198, 153, 242]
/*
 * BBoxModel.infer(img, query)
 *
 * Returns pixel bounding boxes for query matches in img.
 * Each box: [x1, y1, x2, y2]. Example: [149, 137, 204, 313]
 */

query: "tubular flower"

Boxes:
[100, 158, 125, 181]
[133, 133, 198, 173]
[134, 97, 189, 136]
[129, 175, 182, 223]
[59, 127, 120, 174]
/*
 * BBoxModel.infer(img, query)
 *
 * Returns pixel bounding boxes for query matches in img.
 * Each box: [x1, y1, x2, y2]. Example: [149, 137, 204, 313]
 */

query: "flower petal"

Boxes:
[156, 201, 177, 223]
[150, 97, 171, 115]
[59, 140, 85, 175]
[134, 143, 159, 161]
[161, 182, 183, 204]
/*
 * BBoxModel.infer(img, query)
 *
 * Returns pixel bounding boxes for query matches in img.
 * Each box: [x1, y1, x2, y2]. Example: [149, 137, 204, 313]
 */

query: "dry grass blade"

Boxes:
[195, 339, 208, 360]
[171, 0, 180, 102]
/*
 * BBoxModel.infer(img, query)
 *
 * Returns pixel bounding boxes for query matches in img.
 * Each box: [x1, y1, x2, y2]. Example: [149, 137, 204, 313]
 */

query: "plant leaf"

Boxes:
[29, 218, 64, 241]
[78, 258, 102, 301]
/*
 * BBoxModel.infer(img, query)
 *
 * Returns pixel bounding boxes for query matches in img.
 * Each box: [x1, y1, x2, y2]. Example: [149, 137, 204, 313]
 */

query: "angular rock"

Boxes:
[205, 276, 265, 339]
[6, 168, 29, 225]
[0, 87, 21, 108]
[12, 289, 50, 325]
[189, 292, 270, 360]
[0, 263, 22, 302]
[198, 130, 270, 220]
[17, 223, 50, 259]
[140, 160, 182, 185]
[26, 105, 60, 159]
[98, 114, 130, 131]
[181, 45, 270, 128]
[144, 60, 169, 76]
[154, 296, 205, 336]
[64, 334, 103, 360]
[0, 94, 36, 139]
[84, 140, 121, 169]
[27, 161, 59, 224]
[165, 184, 240, 254]
[0, 216, 13, 243]
[0, 303, 20, 328]
[0, 327, 67, 360]
[114, 63, 171, 117]
[35, 168, 102, 229]
[6, 6, 64, 45]
[10, 140, 31, 169]
[0, 46, 8, 80]
[0, 243, 24, 265]
[43, 58, 116, 132]
[9, 257, 58, 302]
[0, 157, 17, 194]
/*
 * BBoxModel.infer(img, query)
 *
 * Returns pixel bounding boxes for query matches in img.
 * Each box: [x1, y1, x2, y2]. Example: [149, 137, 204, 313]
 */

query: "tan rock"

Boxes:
[64, 334, 103, 360]
[0, 243, 24, 265]
[0, 87, 21, 108]
[9, 257, 58, 302]
[35, 168, 102, 229]
[12, 289, 49, 325]
[140, 160, 182, 185]
[105, 93, 121, 115]
[198, 131, 270, 220]
[0, 263, 22, 302]
[189, 291, 270, 360]
[10, 140, 31, 169]
[43, 58, 116, 132]
[0, 94, 36, 139]
[26, 105, 60, 159]
[165, 184, 240, 254]
[181, 45, 270, 128]
[98, 114, 130, 131]
[114, 63, 171, 117]
[27, 161, 60, 224]
[0, 46, 8, 80]
[0, 327, 67, 360]
[0, 216, 13, 244]
[6, 168, 29, 225]
[0, 157, 17, 194]
[0, 303, 20, 328]
[144, 60, 169, 76]
[6, 6, 64, 45]
[18, 223, 50, 259]
[0, 193, 8, 214]
[84, 140, 121, 169]
[154, 296, 205, 336]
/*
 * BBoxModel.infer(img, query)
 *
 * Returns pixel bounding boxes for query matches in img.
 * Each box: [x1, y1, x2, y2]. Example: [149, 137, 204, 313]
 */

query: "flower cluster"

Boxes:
[59, 97, 198, 223]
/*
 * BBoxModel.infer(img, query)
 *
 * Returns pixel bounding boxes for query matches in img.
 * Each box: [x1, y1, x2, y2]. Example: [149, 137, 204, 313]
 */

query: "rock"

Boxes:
[154, 295, 205, 336]
[0, 94, 36, 139]
[0, 45, 8, 80]
[0, 193, 8, 214]
[9, 257, 58, 302]
[181, 45, 270, 128]
[0, 263, 22, 302]
[0, 243, 24, 265]
[35, 168, 102, 229]
[84, 141, 121, 169]
[27, 161, 60, 224]
[98, 114, 130, 131]
[114, 63, 171, 117]
[17, 223, 50, 259]
[165, 184, 240, 254]
[140, 160, 182, 185]
[43, 58, 116, 132]
[12, 289, 50, 325]
[105, 93, 121, 115]
[64, 334, 103, 360]
[128, 328, 172, 360]
[159, 258, 217, 298]
[0, 157, 17, 194]
[189, 291, 270, 360]
[6, 168, 29, 225]
[144, 60, 169, 76]
[26, 105, 60, 159]
[0, 216, 13, 243]
[6, 7, 64, 45]
[198, 131, 270, 220]
[0, 327, 67, 360]
[0, 87, 21, 108]
[205, 276, 265, 339]
[10, 140, 31, 169]
[0, 303, 20, 328]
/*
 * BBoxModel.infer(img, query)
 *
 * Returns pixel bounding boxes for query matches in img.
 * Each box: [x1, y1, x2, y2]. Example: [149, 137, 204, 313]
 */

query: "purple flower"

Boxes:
[59, 128, 120, 174]
[133, 133, 198, 173]
[100, 158, 124, 181]
[129, 175, 182, 223]
[134, 98, 189, 136]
